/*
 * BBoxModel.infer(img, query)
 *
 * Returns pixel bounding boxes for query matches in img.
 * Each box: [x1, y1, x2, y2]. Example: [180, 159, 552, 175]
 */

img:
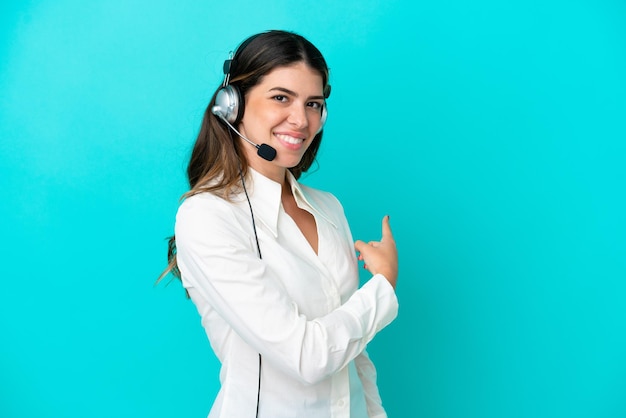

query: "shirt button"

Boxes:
[338, 399, 345, 408]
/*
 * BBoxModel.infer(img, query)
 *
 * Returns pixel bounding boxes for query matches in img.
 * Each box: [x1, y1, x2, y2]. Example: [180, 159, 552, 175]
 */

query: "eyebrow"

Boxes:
[269, 87, 325, 101]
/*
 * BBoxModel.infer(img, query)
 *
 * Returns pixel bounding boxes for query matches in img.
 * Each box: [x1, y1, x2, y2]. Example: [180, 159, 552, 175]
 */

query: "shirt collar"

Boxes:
[246, 168, 337, 237]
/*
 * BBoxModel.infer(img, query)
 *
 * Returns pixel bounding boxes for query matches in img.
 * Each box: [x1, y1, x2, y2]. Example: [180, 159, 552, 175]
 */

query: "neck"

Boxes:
[281, 179, 293, 199]
[244, 148, 287, 186]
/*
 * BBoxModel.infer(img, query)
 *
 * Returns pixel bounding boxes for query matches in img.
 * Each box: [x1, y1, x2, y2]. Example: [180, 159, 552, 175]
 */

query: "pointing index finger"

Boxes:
[381, 215, 393, 241]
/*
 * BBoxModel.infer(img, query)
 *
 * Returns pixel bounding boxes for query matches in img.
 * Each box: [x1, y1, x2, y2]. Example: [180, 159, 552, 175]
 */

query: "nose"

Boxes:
[287, 104, 309, 129]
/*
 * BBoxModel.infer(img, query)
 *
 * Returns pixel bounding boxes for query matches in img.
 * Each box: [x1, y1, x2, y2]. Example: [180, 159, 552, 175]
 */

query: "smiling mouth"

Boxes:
[274, 133, 305, 145]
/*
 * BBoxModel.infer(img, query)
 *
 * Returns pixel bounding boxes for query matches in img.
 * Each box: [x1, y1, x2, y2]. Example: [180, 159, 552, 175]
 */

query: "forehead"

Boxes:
[258, 62, 324, 91]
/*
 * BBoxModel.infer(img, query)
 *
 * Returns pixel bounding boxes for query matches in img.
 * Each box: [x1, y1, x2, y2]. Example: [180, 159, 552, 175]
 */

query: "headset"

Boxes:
[212, 33, 329, 131]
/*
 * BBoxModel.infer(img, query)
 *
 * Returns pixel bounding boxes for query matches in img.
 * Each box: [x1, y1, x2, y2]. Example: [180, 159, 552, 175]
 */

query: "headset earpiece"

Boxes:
[213, 84, 244, 125]
[317, 105, 327, 134]
[317, 83, 331, 133]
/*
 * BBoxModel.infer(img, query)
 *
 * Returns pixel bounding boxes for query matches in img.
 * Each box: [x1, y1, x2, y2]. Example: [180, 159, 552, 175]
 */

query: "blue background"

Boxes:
[1, 1, 625, 417]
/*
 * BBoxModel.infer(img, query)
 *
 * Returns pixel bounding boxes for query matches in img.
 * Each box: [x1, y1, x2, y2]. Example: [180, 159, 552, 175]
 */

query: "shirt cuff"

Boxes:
[341, 273, 399, 344]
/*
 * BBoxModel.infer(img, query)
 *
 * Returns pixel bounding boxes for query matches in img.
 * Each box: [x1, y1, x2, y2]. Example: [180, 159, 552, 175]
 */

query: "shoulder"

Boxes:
[177, 192, 232, 220]
[175, 192, 246, 242]
[300, 183, 343, 209]
[297, 182, 349, 228]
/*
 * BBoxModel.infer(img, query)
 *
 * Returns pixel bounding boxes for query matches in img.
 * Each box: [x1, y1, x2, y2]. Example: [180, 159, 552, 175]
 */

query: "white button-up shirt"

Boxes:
[175, 168, 399, 418]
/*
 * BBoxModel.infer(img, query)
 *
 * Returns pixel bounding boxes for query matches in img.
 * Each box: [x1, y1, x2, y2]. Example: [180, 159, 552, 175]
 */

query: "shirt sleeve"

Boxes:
[175, 194, 399, 385]
[355, 349, 388, 418]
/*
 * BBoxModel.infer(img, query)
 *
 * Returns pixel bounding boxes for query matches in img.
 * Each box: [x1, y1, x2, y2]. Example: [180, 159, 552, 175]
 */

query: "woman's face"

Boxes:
[238, 61, 325, 184]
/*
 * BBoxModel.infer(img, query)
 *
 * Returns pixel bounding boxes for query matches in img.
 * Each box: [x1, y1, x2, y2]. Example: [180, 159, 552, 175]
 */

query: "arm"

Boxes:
[175, 195, 398, 385]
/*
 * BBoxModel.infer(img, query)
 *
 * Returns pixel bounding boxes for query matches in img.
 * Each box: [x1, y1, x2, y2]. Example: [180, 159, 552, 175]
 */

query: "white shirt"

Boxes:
[175, 168, 399, 418]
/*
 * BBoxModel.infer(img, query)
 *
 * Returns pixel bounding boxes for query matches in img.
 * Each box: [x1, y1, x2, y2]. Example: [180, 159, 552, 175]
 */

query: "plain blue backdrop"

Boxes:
[1, 1, 625, 417]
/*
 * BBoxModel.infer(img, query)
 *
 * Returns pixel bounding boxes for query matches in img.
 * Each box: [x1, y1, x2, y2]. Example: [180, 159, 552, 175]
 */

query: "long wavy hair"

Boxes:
[157, 30, 331, 284]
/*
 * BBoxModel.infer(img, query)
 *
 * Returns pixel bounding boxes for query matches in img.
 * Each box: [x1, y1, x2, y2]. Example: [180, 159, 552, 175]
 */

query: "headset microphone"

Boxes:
[212, 106, 277, 161]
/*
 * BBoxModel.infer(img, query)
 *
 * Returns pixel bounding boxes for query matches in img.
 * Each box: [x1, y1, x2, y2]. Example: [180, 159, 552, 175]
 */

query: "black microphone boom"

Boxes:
[212, 106, 277, 162]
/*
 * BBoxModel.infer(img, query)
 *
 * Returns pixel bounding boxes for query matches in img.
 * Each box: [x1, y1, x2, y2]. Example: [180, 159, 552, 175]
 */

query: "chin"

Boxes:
[281, 159, 304, 170]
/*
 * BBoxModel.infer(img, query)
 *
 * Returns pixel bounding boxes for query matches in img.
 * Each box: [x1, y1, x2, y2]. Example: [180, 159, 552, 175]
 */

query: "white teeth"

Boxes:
[275, 133, 304, 145]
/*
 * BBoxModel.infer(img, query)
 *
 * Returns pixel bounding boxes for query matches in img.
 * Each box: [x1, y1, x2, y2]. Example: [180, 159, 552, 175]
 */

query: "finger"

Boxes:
[354, 240, 366, 252]
[381, 215, 393, 241]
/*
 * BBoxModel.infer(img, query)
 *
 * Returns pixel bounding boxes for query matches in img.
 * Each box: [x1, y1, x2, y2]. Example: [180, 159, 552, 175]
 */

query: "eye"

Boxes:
[307, 101, 323, 110]
[272, 95, 288, 103]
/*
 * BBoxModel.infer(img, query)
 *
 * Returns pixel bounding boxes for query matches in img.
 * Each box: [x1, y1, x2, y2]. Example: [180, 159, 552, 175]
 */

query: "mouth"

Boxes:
[274, 132, 306, 145]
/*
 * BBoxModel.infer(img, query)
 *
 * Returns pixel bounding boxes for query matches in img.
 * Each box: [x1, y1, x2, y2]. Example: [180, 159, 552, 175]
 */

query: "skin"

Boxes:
[355, 216, 398, 289]
[238, 61, 398, 288]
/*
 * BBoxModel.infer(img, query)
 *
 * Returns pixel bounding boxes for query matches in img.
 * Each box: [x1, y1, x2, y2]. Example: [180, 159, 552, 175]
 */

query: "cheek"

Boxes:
[309, 107, 324, 124]
[303, 137, 317, 153]
[247, 106, 284, 129]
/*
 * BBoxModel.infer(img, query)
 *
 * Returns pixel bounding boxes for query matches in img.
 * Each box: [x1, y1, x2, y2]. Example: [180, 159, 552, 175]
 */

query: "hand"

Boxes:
[354, 215, 398, 289]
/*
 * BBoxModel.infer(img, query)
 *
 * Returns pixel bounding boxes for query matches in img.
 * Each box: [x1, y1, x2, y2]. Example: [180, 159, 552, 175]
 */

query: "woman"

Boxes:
[161, 30, 399, 418]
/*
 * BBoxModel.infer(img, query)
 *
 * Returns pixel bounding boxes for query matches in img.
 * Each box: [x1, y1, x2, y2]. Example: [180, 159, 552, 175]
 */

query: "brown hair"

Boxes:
[157, 30, 330, 284]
